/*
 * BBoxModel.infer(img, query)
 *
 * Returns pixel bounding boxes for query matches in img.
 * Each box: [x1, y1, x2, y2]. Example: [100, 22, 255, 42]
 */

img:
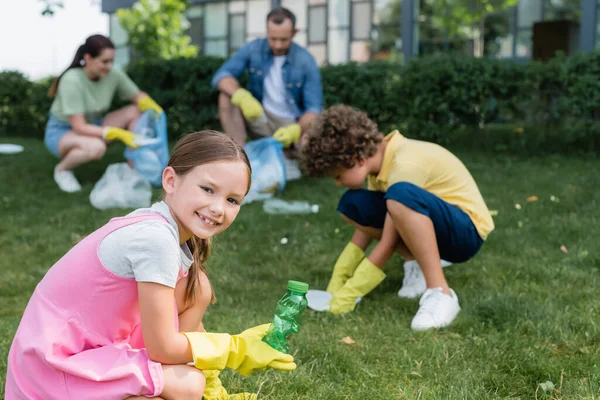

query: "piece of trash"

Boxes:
[489, 210, 499, 216]
[538, 381, 555, 392]
[515, 203, 522, 210]
[339, 336, 355, 345]
[526, 196, 539, 203]
[560, 245, 568, 254]
[0, 144, 24, 154]
[550, 195, 559, 202]
[578, 249, 589, 259]
[280, 237, 288, 245]
[263, 198, 319, 214]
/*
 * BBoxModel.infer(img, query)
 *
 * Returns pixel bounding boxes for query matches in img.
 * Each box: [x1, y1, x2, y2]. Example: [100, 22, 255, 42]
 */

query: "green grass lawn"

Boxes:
[1, 137, 599, 399]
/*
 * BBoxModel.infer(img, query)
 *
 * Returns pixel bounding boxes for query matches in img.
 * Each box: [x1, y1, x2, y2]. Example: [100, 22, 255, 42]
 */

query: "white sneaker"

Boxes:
[54, 166, 81, 193]
[397, 259, 453, 299]
[397, 260, 426, 299]
[411, 287, 461, 331]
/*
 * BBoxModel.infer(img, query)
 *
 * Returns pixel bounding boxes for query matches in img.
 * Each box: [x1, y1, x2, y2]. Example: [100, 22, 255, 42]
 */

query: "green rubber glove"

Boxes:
[202, 370, 257, 400]
[273, 123, 301, 148]
[329, 258, 386, 315]
[231, 88, 264, 121]
[326, 242, 365, 294]
[182, 324, 296, 376]
[138, 96, 163, 116]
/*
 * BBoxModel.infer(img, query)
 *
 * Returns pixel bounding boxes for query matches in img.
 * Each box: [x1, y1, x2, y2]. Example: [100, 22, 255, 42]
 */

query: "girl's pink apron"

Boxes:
[6, 214, 187, 399]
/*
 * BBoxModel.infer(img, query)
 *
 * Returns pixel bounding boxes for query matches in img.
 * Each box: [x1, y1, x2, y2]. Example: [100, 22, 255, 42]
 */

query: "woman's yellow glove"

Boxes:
[102, 126, 141, 148]
[273, 123, 301, 148]
[231, 88, 264, 121]
[138, 96, 163, 116]
[202, 370, 257, 400]
[182, 324, 296, 376]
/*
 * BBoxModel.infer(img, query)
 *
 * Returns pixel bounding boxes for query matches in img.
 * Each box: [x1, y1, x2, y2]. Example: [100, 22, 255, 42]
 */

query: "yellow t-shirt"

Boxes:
[367, 131, 495, 240]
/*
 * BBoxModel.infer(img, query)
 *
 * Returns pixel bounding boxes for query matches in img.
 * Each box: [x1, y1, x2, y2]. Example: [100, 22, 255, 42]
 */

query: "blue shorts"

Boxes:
[44, 113, 103, 158]
[337, 182, 483, 263]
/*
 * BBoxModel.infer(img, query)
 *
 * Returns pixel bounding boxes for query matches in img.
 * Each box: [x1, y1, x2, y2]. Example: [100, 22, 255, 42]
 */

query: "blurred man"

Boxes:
[211, 7, 323, 149]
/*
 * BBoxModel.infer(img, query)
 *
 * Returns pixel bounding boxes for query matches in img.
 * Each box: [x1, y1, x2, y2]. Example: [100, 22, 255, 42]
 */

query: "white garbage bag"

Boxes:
[90, 163, 152, 210]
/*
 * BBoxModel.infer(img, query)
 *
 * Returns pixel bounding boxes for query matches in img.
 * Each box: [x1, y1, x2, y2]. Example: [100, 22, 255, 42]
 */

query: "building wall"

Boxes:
[107, 0, 596, 67]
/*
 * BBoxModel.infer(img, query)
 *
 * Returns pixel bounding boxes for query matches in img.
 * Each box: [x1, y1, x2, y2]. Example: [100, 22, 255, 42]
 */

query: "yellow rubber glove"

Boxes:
[329, 258, 386, 315]
[231, 88, 264, 121]
[273, 123, 301, 148]
[182, 324, 296, 376]
[202, 370, 257, 400]
[137, 96, 163, 116]
[326, 242, 365, 294]
[102, 126, 141, 149]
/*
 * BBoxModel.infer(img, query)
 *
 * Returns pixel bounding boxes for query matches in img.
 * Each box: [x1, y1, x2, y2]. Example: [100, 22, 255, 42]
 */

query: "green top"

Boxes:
[50, 66, 139, 123]
[287, 280, 309, 294]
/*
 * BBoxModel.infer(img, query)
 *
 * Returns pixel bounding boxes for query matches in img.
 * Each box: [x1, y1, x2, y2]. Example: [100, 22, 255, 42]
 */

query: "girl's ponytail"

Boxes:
[48, 35, 115, 97]
[184, 236, 214, 307]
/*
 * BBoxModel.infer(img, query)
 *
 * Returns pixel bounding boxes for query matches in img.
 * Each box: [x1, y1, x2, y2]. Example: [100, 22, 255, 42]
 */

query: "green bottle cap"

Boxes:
[287, 280, 309, 294]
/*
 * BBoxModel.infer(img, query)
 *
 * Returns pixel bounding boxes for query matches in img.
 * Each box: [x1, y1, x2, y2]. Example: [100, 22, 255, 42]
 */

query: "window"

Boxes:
[188, 17, 203, 47]
[229, 13, 246, 54]
[204, 3, 228, 57]
[308, 5, 327, 44]
[351, 1, 372, 40]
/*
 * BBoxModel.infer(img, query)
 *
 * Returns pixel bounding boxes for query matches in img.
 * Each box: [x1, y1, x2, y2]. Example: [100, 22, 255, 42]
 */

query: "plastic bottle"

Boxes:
[262, 280, 309, 354]
[263, 198, 319, 214]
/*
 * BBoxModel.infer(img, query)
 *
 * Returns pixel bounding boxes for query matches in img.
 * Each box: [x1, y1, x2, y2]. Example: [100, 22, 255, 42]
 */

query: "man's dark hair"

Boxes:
[266, 7, 296, 29]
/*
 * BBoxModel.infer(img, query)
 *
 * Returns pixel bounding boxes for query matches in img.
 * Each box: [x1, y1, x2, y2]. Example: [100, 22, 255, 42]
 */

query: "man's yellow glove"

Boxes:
[326, 242, 365, 294]
[231, 88, 264, 121]
[203, 370, 257, 400]
[102, 126, 142, 149]
[329, 258, 386, 315]
[137, 96, 163, 116]
[182, 324, 296, 376]
[273, 123, 301, 148]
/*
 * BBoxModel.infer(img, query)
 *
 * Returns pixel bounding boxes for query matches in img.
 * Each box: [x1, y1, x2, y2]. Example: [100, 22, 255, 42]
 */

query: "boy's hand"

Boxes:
[329, 258, 386, 314]
[326, 242, 365, 293]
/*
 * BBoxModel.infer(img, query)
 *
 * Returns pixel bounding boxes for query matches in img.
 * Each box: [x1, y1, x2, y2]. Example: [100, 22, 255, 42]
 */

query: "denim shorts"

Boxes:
[44, 114, 103, 158]
[337, 182, 484, 263]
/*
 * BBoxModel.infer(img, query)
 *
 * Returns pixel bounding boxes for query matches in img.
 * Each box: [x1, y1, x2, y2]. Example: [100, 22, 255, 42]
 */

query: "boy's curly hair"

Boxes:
[301, 105, 383, 177]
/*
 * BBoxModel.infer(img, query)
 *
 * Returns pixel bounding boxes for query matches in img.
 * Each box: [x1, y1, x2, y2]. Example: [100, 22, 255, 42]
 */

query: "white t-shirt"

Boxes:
[98, 201, 193, 288]
[262, 56, 296, 120]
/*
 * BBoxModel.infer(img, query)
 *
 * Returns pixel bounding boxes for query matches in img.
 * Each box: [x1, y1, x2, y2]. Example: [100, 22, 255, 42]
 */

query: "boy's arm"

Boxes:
[366, 213, 399, 268]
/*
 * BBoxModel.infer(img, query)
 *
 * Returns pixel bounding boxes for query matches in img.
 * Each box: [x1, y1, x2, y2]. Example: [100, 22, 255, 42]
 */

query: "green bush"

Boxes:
[2, 52, 600, 153]
[0, 71, 52, 138]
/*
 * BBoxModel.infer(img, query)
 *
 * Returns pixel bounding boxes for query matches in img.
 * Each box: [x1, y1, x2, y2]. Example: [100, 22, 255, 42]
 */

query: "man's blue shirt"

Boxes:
[212, 39, 323, 119]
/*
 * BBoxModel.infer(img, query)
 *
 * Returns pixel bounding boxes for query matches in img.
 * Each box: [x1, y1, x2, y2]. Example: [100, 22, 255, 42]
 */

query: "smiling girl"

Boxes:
[6, 131, 295, 400]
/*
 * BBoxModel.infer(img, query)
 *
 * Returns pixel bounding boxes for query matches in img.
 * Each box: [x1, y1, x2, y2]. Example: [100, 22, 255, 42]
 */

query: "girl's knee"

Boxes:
[180, 368, 205, 398]
[162, 365, 205, 399]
